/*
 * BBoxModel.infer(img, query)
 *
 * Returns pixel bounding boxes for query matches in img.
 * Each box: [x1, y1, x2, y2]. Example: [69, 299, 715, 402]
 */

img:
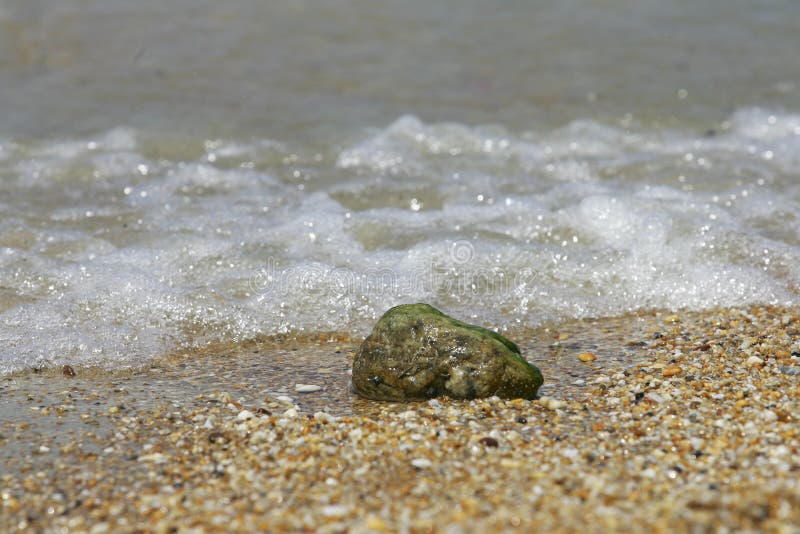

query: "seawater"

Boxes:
[2, 110, 799, 374]
[1, 1, 800, 374]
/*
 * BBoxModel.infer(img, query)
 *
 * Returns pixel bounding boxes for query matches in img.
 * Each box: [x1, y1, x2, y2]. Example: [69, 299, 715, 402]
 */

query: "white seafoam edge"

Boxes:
[1, 108, 799, 374]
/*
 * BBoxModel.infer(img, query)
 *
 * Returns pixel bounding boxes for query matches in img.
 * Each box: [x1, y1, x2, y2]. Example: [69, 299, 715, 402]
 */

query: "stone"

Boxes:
[779, 365, 800, 376]
[411, 458, 432, 469]
[745, 355, 763, 367]
[236, 409, 254, 421]
[351, 303, 543, 401]
[295, 384, 322, 393]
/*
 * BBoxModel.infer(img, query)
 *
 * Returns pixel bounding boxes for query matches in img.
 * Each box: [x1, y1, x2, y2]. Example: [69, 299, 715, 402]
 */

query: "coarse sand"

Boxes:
[2, 306, 799, 532]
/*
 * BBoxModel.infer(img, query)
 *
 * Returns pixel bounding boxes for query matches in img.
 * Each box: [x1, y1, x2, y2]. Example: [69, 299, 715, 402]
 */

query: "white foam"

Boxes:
[1, 109, 799, 374]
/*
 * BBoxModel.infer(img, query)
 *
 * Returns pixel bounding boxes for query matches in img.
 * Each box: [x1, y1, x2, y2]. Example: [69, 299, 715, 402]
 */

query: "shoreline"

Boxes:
[2, 305, 799, 532]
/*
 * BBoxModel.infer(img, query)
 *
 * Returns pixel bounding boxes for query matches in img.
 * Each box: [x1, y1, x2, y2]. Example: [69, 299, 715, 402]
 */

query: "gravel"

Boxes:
[1, 305, 799, 532]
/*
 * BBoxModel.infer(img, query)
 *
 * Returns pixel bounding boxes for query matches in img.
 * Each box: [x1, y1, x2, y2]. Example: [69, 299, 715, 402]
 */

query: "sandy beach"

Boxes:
[3, 2, 800, 533]
[2, 305, 799, 533]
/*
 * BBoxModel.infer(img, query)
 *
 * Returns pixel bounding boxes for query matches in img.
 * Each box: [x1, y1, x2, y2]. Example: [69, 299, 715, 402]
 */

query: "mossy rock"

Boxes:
[352, 303, 543, 401]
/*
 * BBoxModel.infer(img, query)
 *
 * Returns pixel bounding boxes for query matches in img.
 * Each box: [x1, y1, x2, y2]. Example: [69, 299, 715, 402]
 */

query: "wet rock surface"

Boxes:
[352, 304, 543, 400]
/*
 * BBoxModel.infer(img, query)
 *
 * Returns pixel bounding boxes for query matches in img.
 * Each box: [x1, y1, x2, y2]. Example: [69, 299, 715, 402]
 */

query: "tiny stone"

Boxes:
[761, 410, 778, 422]
[561, 448, 579, 459]
[411, 458, 432, 469]
[644, 392, 664, 404]
[578, 352, 597, 362]
[294, 384, 322, 393]
[478, 437, 499, 447]
[662, 365, 682, 378]
[138, 453, 166, 463]
[745, 356, 763, 367]
[61, 365, 76, 377]
[313, 411, 335, 422]
[366, 517, 388, 531]
[236, 410, 254, 421]
[540, 396, 564, 411]
[208, 432, 228, 444]
[321, 505, 348, 517]
[250, 431, 269, 444]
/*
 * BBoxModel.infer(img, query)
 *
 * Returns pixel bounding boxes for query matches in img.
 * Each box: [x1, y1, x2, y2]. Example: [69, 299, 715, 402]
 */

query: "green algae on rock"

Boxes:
[352, 303, 543, 401]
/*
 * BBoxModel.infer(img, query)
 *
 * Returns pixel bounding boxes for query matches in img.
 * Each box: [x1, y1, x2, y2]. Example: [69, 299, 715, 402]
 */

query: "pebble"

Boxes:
[761, 410, 778, 422]
[294, 384, 322, 393]
[745, 356, 764, 367]
[411, 458, 432, 469]
[662, 365, 682, 377]
[644, 392, 665, 404]
[208, 432, 228, 444]
[237, 410, 254, 421]
[138, 453, 166, 464]
[578, 352, 597, 362]
[365, 516, 389, 531]
[561, 448, 579, 459]
[539, 396, 565, 411]
[321, 505, 349, 517]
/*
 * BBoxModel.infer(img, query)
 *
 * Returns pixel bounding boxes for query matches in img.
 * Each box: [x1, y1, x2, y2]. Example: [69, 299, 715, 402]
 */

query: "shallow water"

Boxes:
[1, 1, 800, 374]
[0, 309, 662, 442]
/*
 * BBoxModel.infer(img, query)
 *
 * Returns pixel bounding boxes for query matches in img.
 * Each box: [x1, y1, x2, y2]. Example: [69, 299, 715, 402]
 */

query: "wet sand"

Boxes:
[2, 306, 799, 532]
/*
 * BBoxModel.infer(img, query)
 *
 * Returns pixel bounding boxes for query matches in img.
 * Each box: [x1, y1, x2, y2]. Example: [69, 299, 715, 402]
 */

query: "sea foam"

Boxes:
[1, 109, 798, 373]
